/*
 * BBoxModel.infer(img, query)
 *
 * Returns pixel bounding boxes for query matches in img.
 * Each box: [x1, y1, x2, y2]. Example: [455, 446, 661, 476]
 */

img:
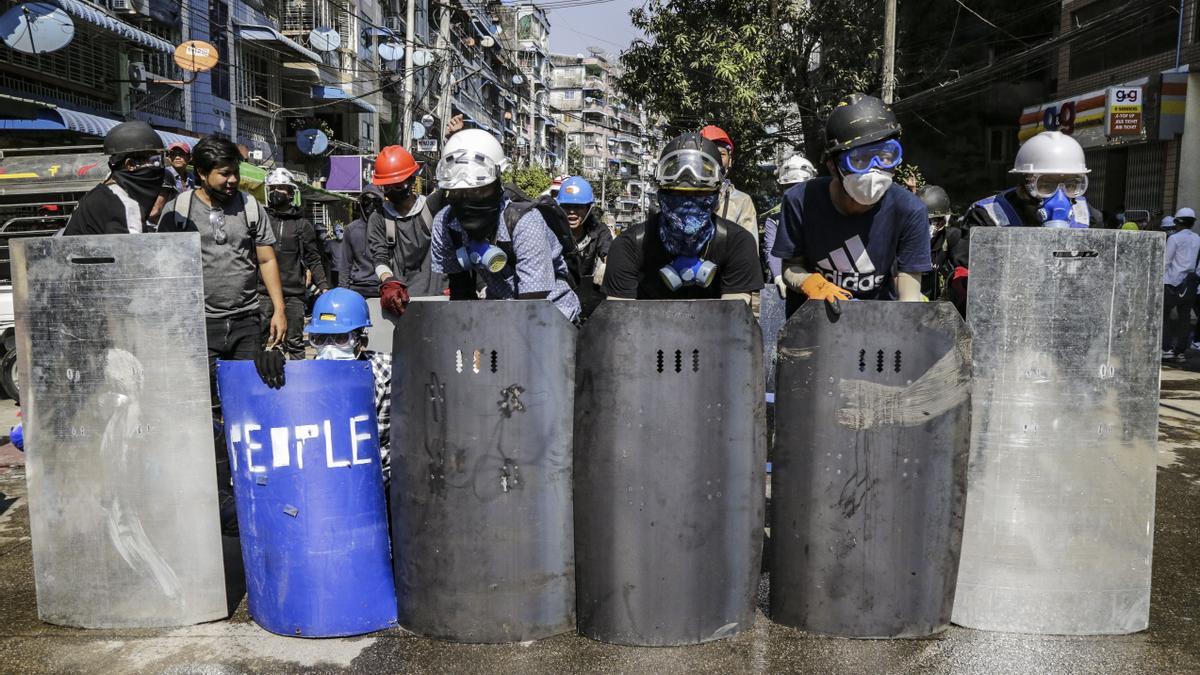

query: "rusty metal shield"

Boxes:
[953, 228, 1163, 635]
[389, 300, 575, 643]
[13, 234, 226, 628]
[771, 300, 971, 638]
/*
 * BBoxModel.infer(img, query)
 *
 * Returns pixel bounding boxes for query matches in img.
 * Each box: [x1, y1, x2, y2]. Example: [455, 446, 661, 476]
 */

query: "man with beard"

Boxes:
[260, 167, 329, 359]
[63, 121, 167, 236]
[369, 145, 442, 316]
[556, 176, 611, 318]
[426, 129, 581, 322]
[602, 132, 762, 302]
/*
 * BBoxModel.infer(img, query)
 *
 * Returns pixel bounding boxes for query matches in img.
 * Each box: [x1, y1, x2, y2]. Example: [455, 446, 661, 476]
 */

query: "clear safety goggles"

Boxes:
[655, 149, 722, 189]
[1025, 174, 1088, 199]
[308, 332, 358, 348]
[838, 139, 903, 174]
[436, 150, 502, 189]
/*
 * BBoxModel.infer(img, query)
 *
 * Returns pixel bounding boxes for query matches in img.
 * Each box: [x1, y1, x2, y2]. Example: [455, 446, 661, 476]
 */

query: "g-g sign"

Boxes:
[1108, 86, 1143, 136]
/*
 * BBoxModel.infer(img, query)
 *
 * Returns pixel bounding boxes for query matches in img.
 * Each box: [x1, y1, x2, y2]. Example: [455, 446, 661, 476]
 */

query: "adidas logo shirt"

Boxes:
[770, 177, 932, 300]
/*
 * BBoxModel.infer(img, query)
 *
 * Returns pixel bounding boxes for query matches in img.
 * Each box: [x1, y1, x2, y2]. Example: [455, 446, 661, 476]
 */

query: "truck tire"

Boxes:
[1, 349, 18, 404]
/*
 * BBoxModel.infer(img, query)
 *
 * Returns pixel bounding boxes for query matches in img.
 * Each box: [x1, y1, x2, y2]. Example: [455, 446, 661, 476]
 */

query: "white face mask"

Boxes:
[841, 169, 893, 206]
[316, 344, 357, 361]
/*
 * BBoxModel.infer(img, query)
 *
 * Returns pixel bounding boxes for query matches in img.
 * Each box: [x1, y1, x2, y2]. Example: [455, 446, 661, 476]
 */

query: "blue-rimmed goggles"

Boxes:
[838, 139, 903, 175]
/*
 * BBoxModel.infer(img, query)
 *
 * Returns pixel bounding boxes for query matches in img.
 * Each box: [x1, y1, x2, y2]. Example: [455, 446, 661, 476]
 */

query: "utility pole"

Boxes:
[882, 0, 897, 104]
[434, 6, 453, 143]
[401, 0, 417, 149]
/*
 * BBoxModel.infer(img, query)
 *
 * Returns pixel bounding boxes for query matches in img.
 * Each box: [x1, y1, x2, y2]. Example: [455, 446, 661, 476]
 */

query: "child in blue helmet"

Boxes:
[556, 176, 612, 319]
[306, 288, 393, 478]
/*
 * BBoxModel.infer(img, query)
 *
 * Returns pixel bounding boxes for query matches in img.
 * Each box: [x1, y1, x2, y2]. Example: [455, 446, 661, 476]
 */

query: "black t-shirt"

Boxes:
[602, 215, 763, 299]
[62, 184, 130, 236]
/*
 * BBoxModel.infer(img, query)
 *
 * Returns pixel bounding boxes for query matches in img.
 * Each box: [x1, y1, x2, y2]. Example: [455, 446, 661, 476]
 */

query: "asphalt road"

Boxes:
[0, 371, 1196, 674]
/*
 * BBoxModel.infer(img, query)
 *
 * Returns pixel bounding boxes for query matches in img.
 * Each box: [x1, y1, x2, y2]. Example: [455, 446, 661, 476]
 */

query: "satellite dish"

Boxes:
[308, 27, 341, 52]
[512, 74, 525, 86]
[420, 114, 435, 127]
[412, 49, 432, 67]
[174, 40, 219, 72]
[479, 36, 495, 49]
[296, 128, 330, 155]
[1, 2, 74, 55]
[412, 122, 426, 140]
[377, 40, 403, 62]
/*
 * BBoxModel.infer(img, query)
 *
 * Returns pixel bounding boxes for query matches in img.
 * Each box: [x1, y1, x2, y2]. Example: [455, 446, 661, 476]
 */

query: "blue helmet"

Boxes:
[305, 288, 371, 334]
[556, 176, 594, 206]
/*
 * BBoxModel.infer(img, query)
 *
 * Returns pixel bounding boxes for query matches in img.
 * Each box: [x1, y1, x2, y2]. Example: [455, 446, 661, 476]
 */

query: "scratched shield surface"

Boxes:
[389, 300, 576, 643]
[953, 228, 1163, 635]
[772, 300, 970, 638]
[12, 234, 226, 628]
[574, 300, 766, 646]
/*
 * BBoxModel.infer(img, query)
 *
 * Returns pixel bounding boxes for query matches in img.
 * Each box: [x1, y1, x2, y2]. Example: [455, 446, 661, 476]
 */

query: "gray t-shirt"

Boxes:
[160, 190, 276, 318]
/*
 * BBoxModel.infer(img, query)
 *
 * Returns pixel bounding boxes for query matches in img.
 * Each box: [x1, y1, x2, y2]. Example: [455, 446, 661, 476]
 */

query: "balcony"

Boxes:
[583, 77, 605, 91]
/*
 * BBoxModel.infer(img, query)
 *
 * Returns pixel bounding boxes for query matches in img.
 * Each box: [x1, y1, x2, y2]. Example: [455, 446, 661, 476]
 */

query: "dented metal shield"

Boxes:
[389, 300, 575, 642]
[771, 301, 970, 638]
[953, 228, 1163, 635]
[574, 300, 766, 646]
[13, 234, 226, 628]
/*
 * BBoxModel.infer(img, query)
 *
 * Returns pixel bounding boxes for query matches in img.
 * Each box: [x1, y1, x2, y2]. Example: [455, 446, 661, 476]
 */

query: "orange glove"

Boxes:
[800, 274, 852, 316]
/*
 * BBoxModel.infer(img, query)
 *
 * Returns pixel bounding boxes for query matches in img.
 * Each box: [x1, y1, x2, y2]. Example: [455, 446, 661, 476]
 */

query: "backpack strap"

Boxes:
[173, 189, 195, 229]
[243, 192, 261, 236]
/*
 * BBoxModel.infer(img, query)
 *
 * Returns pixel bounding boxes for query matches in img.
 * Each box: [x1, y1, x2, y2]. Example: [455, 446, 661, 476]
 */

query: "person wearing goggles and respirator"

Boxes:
[258, 168, 329, 360]
[772, 94, 931, 316]
[63, 121, 168, 236]
[427, 130, 581, 322]
[303, 288, 394, 480]
[369, 145, 444, 320]
[602, 132, 762, 302]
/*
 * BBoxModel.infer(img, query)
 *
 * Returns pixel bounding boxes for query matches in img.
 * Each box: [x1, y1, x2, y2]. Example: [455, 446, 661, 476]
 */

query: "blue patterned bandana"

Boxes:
[658, 192, 719, 257]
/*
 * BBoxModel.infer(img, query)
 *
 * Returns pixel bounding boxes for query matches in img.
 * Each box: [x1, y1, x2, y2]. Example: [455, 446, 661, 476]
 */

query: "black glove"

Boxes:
[254, 351, 286, 389]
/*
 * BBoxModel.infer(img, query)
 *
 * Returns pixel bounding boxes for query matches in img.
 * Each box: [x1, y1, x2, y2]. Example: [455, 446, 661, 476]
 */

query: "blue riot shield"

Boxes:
[217, 359, 397, 637]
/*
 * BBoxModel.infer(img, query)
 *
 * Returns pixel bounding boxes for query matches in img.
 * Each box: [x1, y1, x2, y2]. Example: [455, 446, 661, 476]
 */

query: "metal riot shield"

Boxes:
[772, 301, 970, 638]
[953, 228, 1163, 635]
[13, 234, 226, 628]
[217, 360, 397, 637]
[390, 300, 575, 643]
[574, 300, 766, 646]
[365, 296, 447, 355]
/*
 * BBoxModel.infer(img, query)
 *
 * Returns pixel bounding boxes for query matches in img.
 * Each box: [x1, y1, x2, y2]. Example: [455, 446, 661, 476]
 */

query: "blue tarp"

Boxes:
[54, 0, 175, 54]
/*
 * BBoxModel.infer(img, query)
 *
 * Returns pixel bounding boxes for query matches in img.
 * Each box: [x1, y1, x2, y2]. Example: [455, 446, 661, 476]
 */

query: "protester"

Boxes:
[1162, 209, 1200, 362]
[556, 176, 612, 318]
[603, 132, 762, 302]
[763, 154, 817, 297]
[261, 167, 329, 359]
[62, 121, 166, 236]
[427, 130, 580, 321]
[165, 142, 196, 193]
[369, 145, 442, 310]
[919, 185, 964, 302]
[773, 93, 930, 313]
[340, 186, 385, 297]
[305, 288, 392, 479]
[699, 125, 759, 249]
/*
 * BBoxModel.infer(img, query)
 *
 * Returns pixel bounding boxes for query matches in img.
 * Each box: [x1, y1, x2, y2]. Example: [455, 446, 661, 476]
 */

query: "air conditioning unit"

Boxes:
[384, 16, 404, 32]
[108, 0, 149, 16]
[128, 62, 148, 93]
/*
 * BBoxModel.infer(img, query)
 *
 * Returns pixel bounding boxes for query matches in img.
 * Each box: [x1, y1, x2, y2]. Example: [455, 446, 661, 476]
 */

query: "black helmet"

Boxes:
[655, 132, 723, 192]
[919, 185, 951, 218]
[103, 121, 164, 156]
[824, 93, 901, 157]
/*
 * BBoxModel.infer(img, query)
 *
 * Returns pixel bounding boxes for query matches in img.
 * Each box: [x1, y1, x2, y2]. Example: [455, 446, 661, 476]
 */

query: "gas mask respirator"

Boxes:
[456, 239, 508, 273]
[1037, 188, 1084, 228]
[659, 256, 718, 291]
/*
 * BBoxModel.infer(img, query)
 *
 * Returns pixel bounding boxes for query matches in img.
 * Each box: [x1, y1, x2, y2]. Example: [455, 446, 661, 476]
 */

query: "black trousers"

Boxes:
[258, 294, 307, 360]
[1164, 283, 1196, 354]
[205, 312, 262, 533]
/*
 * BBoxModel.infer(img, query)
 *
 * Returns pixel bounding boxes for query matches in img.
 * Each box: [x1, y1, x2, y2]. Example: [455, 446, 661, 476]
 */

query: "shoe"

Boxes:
[1163, 349, 1176, 360]
[1191, 341, 1200, 351]
[1178, 353, 1190, 364]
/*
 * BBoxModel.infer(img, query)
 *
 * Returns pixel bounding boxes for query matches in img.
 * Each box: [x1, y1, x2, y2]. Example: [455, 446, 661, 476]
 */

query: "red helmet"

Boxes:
[372, 145, 420, 186]
[700, 125, 734, 151]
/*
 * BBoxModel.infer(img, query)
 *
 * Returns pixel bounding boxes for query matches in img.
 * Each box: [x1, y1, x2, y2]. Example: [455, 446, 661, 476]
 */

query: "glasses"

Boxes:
[655, 149, 722, 189]
[208, 209, 227, 244]
[308, 332, 356, 347]
[839, 139, 903, 174]
[1025, 174, 1088, 199]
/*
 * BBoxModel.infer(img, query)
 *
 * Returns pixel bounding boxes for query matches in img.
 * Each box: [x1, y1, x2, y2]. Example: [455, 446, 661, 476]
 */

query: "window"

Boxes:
[235, 46, 281, 111]
[1068, 0, 1176, 79]
[563, 90, 578, 100]
[209, 0, 231, 101]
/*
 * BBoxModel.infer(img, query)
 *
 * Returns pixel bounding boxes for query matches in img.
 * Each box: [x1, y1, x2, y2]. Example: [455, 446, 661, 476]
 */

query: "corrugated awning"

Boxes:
[0, 106, 198, 148]
[311, 86, 377, 115]
[238, 24, 322, 63]
[54, 0, 175, 54]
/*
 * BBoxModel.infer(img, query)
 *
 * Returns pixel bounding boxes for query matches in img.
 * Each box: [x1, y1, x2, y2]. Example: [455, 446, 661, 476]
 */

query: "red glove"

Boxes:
[380, 279, 410, 317]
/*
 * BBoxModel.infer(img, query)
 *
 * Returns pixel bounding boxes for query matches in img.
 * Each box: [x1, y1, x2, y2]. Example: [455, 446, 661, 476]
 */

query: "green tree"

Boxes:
[503, 165, 553, 198]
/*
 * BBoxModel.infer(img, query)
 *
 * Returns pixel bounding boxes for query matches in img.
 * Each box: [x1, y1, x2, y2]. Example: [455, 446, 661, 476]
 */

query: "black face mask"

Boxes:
[360, 198, 382, 217]
[111, 166, 166, 220]
[449, 186, 503, 236]
[268, 191, 293, 209]
[385, 185, 412, 206]
[203, 182, 233, 205]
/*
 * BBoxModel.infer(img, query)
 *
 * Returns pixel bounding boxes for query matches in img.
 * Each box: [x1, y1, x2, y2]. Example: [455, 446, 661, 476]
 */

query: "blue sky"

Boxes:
[545, 0, 645, 56]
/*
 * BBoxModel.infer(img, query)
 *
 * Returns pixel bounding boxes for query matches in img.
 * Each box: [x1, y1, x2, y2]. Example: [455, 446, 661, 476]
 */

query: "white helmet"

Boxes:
[266, 167, 297, 188]
[1175, 207, 1196, 219]
[1011, 131, 1089, 175]
[436, 129, 509, 190]
[777, 154, 816, 185]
